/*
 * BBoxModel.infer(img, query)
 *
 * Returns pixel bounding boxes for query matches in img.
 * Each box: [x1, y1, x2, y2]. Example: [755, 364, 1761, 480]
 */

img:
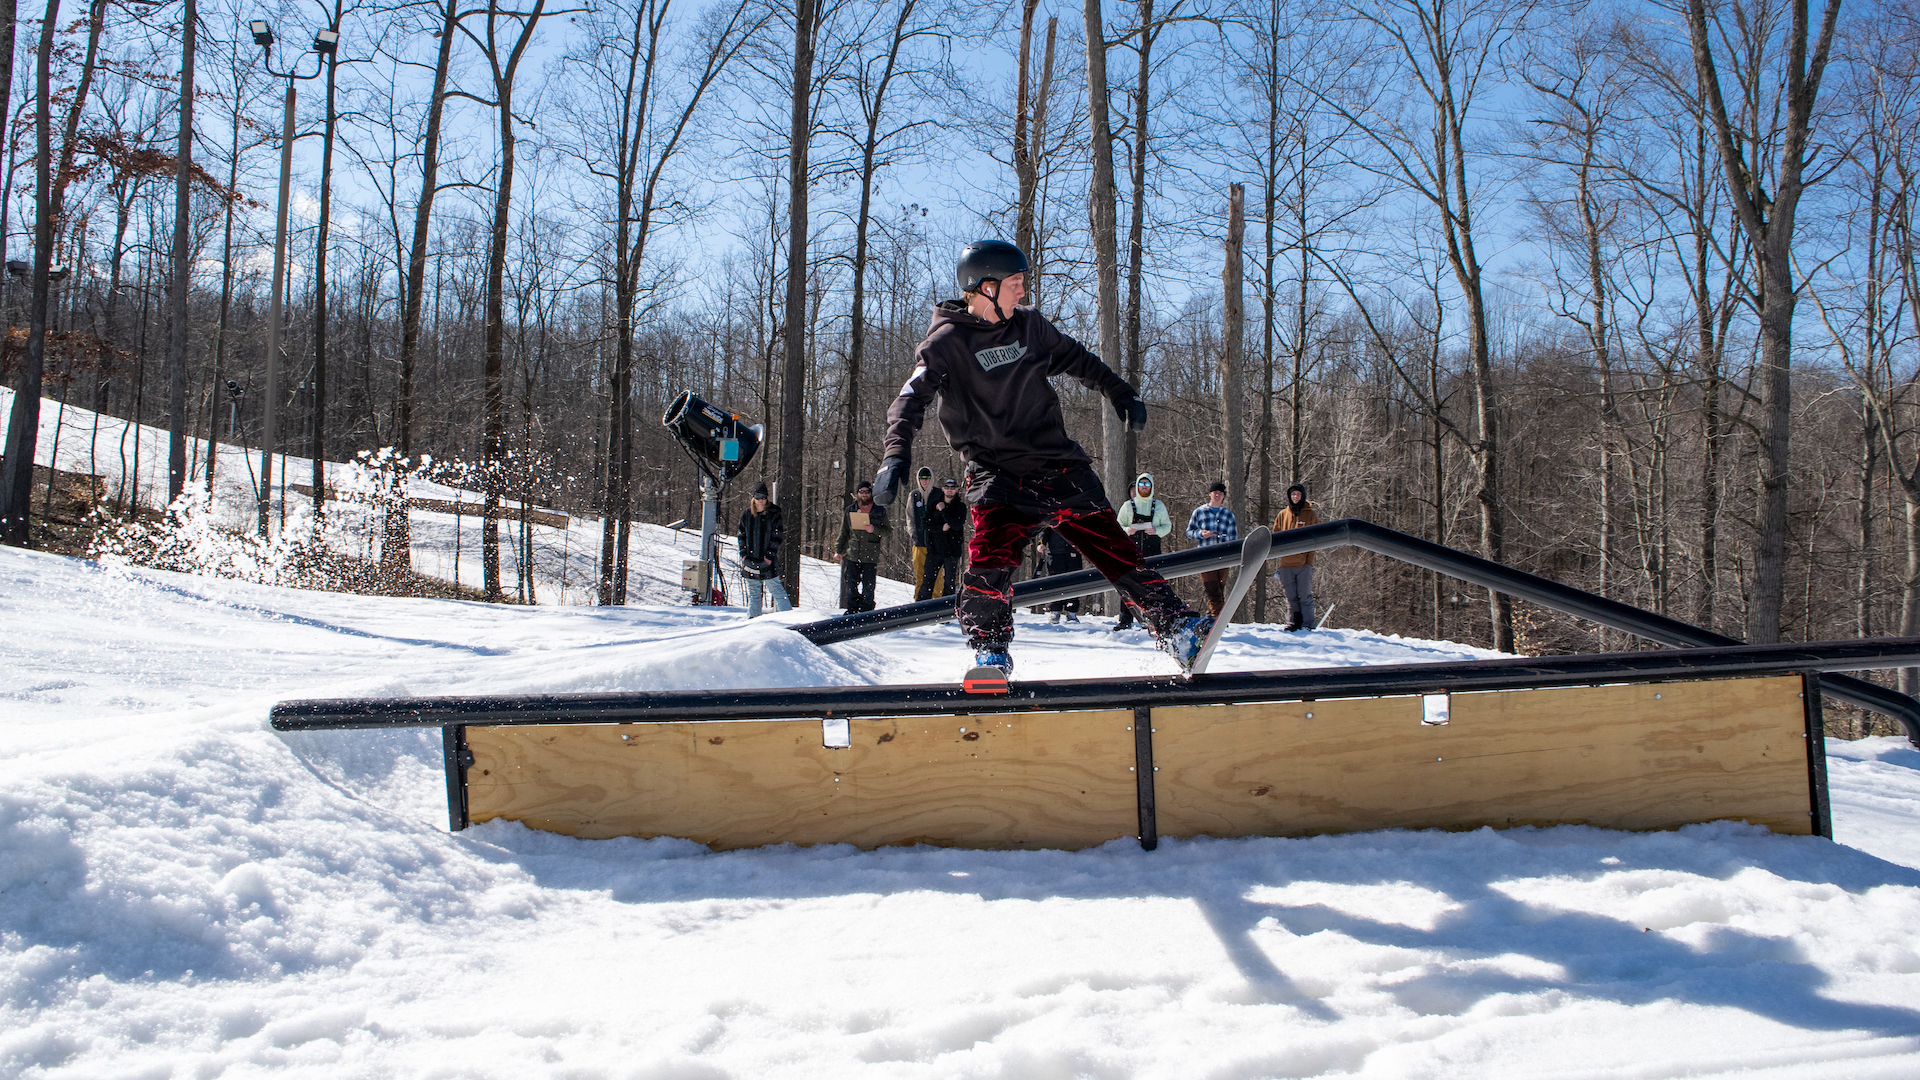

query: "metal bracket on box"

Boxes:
[1803, 673, 1832, 839]
[1134, 705, 1157, 851]
[442, 724, 473, 832]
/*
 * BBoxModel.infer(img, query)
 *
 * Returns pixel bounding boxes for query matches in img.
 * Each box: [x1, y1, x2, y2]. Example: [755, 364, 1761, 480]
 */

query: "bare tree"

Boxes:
[834, 0, 939, 515]
[2, 0, 105, 546]
[1684, 0, 1842, 643]
[1521, 20, 1640, 636]
[1085, 0, 1126, 502]
[567, 0, 762, 604]
[456, 0, 560, 601]
[388, 0, 462, 571]
[779, 0, 823, 602]
[1323, 0, 1534, 651]
[165, 0, 199, 505]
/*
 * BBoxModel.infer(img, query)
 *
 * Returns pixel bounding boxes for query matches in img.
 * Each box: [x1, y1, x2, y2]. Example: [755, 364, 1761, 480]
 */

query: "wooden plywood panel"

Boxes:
[1152, 676, 1812, 839]
[466, 709, 1138, 850]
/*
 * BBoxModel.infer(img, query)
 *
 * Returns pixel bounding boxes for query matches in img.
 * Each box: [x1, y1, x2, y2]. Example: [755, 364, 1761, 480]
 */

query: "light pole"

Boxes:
[248, 19, 333, 538]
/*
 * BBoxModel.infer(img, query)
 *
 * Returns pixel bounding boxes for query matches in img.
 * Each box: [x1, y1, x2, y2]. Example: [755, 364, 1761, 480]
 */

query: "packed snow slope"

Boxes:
[6, 549, 1920, 1077]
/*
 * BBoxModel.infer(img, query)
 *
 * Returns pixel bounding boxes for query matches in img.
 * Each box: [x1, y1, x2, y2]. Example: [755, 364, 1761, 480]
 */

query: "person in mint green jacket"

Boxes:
[1112, 473, 1171, 630]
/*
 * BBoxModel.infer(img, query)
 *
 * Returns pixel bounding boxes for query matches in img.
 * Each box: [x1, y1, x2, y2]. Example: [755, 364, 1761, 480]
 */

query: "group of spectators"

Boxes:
[735, 469, 1325, 629]
[1126, 474, 1321, 632]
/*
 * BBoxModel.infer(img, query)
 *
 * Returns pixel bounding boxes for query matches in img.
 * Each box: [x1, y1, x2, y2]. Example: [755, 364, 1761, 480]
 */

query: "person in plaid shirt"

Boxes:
[1185, 481, 1239, 616]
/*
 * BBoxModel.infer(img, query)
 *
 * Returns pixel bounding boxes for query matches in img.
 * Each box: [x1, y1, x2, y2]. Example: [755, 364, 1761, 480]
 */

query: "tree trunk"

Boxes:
[311, 32, 340, 525]
[1121, 0, 1155, 483]
[1222, 183, 1246, 544]
[1684, 0, 1841, 643]
[1014, 0, 1041, 254]
[0, 0, 57, 544]
[165, 0, 196, 506]
[204, 85, 241, 494]
[0, 0, 15, 264]
[842, 0, 915, 508]
[2, 0, 96, 543]
[779, 0, 818, 603]
[393, 0, 459, 570]
[477, 0, 549, 602]
[1255, 9, 1280, 623]
[1084, 0, 1124, 504]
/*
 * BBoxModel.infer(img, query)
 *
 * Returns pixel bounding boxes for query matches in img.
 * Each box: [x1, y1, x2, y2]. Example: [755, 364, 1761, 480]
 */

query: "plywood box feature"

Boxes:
[466, 710, 1138, 850]
[1150, 675, 1813, 839]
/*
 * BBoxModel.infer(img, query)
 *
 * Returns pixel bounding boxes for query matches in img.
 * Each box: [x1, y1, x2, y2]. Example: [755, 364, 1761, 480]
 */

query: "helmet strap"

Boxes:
[984, 280, 1009, 322]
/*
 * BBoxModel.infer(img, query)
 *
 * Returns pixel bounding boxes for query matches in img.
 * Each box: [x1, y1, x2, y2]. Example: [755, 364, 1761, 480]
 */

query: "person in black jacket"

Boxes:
[871, 239, 1208, 676]
[917, 477, 966, 600]
[736, 481, 789, 618]
[908, 466, 946, 597]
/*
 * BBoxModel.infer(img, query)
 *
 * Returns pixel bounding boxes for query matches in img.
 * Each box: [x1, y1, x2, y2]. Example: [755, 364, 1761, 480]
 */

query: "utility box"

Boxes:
[681, 561, 709, 594]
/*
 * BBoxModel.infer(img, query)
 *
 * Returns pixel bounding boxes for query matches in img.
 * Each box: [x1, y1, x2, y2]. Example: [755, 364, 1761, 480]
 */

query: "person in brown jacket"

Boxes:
[1271, 482, 1320, 630]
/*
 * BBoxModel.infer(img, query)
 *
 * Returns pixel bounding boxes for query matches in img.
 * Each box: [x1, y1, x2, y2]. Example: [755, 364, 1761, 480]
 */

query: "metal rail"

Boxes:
[271, 636, 1920, 732]
[788, 518, 1920, 742]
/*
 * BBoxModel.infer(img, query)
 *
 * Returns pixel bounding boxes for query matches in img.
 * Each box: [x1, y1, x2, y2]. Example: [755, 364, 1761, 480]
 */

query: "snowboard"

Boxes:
[1187, 526, 1270, 677]
[963, 664, 1010, 695]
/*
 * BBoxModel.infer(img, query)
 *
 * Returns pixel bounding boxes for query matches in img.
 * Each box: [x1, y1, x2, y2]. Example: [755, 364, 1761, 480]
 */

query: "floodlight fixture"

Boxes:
[313, 28, 338, 55]
[663, 391, 762, 484]
[250, 19, 274, 47]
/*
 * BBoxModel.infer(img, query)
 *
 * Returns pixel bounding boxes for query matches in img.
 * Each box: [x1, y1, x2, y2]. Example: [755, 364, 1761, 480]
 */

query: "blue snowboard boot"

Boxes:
[972, 648, 1013, 676]
[1159, 614, 1214, 674]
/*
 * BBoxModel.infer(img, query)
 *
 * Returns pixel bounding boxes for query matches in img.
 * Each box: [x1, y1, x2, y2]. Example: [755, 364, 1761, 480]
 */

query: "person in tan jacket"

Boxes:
[1271, 482, 1320, 630]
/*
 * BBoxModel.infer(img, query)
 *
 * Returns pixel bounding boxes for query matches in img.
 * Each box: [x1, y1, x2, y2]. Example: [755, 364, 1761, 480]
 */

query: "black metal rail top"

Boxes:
[785, 517, 1920, 742]
[269, 636, 1920, 732]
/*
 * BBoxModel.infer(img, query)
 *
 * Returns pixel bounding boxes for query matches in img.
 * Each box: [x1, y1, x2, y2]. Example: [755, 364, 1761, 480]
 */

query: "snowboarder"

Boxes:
[1271, 481, 1320, 630]
[1113, 472, 1171, 631]
[736, 480, 790, 618]
[871, 238, 1210, 678]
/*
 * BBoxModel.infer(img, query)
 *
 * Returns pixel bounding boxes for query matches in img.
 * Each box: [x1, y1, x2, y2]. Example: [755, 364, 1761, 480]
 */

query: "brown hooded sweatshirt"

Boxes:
[1272, 499, 1320, 566]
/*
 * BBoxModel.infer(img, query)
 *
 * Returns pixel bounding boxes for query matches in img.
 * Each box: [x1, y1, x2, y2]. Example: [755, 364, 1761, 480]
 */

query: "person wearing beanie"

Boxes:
[1185, 481, 1239, 617]
[917, 478, 967, 601]
[736, 481, 789, 618]
[908, 466, 945, 597]
[867, 238, 1209, 678]
[1271, 481, 1320, 630]
[1113, 472, 1171, 630]
[834, 480, 890, 614]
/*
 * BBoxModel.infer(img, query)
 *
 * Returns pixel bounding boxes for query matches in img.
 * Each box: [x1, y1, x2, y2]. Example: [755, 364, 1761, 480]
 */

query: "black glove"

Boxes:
[872, 456, 908, 505]
[1113, 392, 1148, 432]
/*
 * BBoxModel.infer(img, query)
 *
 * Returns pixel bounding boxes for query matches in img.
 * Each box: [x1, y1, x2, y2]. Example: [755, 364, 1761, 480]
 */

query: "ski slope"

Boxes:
[5, 541, 1920, 1078]
[0, 385, 845, 608]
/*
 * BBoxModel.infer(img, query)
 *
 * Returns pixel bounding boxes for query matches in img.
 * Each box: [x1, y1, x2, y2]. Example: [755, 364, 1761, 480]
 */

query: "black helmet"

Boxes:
[957, 240, 1029, 294]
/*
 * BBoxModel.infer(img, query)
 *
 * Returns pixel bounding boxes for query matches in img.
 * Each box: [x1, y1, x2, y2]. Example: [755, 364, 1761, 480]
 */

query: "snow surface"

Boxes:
[7, 389, 1920, 1076]
[6, 542, 1920, 1078]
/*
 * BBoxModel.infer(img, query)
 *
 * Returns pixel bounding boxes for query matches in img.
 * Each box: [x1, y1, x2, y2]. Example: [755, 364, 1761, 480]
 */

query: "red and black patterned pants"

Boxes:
[956, 465, 1193, 649]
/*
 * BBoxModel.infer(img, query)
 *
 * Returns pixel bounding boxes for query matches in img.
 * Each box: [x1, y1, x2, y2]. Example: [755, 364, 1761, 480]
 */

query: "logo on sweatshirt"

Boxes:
[974, 343, 1026, 372]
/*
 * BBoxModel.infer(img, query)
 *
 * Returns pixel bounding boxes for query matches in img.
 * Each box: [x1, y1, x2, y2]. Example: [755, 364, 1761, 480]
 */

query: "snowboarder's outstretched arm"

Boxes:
[875, 350, 941, 504]
[1033, 319, 1146, 430]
